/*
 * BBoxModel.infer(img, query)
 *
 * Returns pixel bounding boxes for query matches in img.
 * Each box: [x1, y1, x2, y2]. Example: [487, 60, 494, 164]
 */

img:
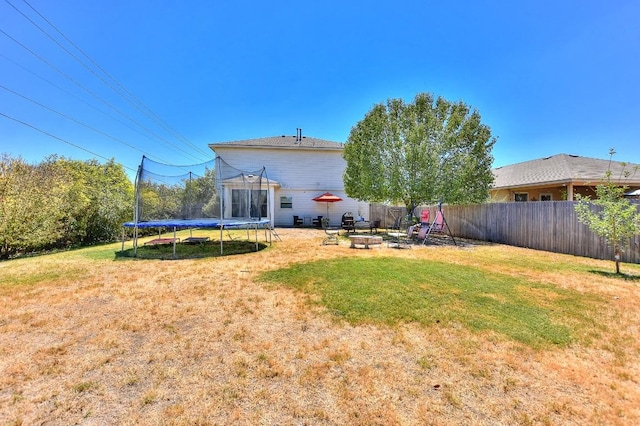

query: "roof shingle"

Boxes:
[493, 154, 640, 189]
[209, 135, 343, 150]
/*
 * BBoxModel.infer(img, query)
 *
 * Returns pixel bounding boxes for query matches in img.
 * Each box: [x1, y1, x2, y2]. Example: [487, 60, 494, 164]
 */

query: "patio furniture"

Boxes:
[322, 218, 340, 245]
[387, 215, 411, 248]
[419, 203, 457, 246]
[293, 215, 303, 226]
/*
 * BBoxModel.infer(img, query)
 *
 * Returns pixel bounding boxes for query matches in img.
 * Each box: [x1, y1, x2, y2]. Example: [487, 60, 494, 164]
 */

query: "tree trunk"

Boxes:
[614, 247, 621, 274]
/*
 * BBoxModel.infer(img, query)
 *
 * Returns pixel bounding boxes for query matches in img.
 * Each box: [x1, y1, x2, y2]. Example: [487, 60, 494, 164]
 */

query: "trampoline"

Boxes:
[122, 218, 271, 258]
[121, 156, 275, 258]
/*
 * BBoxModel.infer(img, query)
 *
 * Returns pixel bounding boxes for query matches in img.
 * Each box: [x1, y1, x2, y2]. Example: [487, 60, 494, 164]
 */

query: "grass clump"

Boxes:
[72, 381, 97, 393]
[259, 257, 603, 348]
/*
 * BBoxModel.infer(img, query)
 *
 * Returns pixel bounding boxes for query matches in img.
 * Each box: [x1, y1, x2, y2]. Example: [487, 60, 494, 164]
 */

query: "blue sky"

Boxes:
[1, 0, 639, 178]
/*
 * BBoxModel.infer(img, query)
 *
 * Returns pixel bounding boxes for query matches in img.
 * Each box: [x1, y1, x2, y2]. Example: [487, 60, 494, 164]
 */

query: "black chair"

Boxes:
[293, 215, 303, 226]
[312, 215, 323, 228]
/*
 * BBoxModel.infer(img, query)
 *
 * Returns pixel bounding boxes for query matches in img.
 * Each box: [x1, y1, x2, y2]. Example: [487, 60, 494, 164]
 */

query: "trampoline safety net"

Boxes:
[133, 155, 269, 224]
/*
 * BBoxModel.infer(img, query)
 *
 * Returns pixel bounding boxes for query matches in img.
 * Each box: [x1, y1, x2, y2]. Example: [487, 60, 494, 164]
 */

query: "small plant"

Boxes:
[416, 355, 433, 370]
[72, 381, 96, 393]
[141, 390, 157, 405]
[575, 148, 640, 274]
[328, 347, 351, 364]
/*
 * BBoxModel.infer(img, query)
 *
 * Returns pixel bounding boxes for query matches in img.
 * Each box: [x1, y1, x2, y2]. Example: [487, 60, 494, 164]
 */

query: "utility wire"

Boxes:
[0, 111, 137, 173]
[0, 53, 209, 163]
[0, 27, 205, 163]
[0, 84, 171, 164]
[15, 0, 212, 159]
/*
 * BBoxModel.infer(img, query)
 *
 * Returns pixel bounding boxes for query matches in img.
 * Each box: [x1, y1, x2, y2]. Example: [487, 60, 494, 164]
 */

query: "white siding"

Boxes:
[213, 146, 370, 227]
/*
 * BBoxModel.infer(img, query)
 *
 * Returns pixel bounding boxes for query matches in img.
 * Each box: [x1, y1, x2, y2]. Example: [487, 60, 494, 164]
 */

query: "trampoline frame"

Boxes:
[122, 218, 271, 258]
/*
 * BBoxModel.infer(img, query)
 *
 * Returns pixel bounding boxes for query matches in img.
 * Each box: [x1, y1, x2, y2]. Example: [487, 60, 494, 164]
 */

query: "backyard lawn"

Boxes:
[0, 228, 638, 425]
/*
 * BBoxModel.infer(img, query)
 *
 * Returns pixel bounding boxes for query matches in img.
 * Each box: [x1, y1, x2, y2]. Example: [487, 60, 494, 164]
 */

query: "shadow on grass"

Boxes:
[589, 269, 640, 281]
[115, 240, 268, 260]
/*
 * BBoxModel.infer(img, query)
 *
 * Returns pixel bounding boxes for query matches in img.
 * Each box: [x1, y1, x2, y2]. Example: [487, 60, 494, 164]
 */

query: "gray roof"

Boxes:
[492, 154, 640, 189]
[209, 135, 344, 151]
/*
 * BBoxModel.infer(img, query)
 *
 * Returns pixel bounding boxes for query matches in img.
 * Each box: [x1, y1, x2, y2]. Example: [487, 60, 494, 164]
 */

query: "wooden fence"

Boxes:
[369, 201, 640, 264]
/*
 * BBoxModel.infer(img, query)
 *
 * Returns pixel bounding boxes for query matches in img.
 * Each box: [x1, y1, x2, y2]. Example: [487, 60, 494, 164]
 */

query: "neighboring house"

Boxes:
[490, 153, 640, 202]
[209, 132, 369, 227]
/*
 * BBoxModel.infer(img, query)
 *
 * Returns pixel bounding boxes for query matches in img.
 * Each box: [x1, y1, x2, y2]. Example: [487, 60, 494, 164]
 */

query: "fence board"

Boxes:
[370, 201, 640, 264]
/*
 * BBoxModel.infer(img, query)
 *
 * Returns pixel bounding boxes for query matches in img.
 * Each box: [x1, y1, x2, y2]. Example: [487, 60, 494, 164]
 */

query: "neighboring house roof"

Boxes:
[492, 154, 640, 189]
[209, 135, 344, 151]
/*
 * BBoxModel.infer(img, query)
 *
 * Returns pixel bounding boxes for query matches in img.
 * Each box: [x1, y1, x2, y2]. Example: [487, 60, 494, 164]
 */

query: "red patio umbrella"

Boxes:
[312, 192, 343, 218]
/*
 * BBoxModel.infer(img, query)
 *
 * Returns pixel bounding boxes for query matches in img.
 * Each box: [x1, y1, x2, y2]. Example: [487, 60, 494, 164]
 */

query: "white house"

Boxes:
[209, 131, 369, 227]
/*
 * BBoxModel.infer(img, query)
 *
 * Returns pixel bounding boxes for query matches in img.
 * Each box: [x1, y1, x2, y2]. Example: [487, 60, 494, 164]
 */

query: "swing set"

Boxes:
[387, 202, 456, 247]
[416, 202, 456, 246]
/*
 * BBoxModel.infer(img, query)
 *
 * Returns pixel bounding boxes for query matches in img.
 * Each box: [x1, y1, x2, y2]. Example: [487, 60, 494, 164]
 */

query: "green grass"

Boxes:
[116, 240, 268, 260]
[259, 257, 605, 348]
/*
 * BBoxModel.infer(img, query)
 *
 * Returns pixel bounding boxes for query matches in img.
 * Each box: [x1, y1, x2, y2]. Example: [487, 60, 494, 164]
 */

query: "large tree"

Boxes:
[343, 93, 496, 215]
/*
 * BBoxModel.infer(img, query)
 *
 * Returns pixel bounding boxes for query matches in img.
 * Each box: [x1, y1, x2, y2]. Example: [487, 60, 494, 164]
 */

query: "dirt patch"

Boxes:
[0, 228, 638, 425]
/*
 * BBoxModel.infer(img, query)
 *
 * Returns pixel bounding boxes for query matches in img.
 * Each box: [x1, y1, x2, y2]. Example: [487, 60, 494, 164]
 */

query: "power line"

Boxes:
[0, 111, 137, 173]
[0, 53, 206, 163]
[1, 2, 212, 164]
[0, 27, 206, 163]
[0, 29, 208, 161]
[14, 0, 212, 160]
[0, 84, 171, 164]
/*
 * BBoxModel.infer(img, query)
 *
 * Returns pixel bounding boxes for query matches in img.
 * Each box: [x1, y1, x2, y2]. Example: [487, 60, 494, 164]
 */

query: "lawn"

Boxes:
[259, 257, 603, 348]
[0, 228, 639, 425]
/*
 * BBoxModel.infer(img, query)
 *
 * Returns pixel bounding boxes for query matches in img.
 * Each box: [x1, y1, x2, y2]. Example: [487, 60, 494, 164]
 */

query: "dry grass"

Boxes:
[1, 228, 639, 425]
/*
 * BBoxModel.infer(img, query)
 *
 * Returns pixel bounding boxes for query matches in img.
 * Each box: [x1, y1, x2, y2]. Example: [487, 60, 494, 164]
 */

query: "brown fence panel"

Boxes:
[368, 204, 408, 229]
[371, 201, 640, 264]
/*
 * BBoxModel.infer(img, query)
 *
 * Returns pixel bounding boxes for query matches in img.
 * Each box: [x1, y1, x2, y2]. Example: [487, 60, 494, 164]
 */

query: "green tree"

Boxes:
[343, 92, 496, 216]
[83, 159, 133, 243]
[0, 155, 68, 258]
[574, 149, 640, 274]
[182, 167, 217, 218]
[0, 155, 134, 258]
[51, 157, 133, 245]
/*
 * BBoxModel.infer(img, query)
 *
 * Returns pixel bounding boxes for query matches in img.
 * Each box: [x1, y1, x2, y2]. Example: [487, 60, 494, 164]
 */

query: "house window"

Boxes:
[540, 193, 552, 201]
[514, 193, 528, 202]
[280, 196, 293, 209]
[232, 189, 267, 218]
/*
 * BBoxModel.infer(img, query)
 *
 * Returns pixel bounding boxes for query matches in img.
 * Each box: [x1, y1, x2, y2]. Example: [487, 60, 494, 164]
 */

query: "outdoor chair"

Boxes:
[429, 212, 444, 232]
[387, 216, 412, 249]
[312, 215, 323, 228]
[420, 209, 430, 225]
[293, 215, 303, 226]
[419, 209, 456, 245]
[417, 223, 429, 241]
[321, 217, 340, 245]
